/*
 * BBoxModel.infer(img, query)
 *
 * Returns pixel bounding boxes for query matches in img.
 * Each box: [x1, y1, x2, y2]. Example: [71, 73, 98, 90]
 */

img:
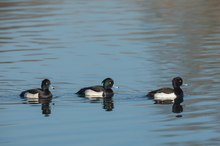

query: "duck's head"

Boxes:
[172, 77, 183, 88]
[102, 78, 114, 89]
[41, 79, 51, 90]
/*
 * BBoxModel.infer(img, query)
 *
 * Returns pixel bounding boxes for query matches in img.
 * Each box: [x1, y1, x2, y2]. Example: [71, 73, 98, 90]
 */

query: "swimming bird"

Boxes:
[147, 77, 184, 104]
[76, 78, 114, 98]
[20, 79, 53, 99]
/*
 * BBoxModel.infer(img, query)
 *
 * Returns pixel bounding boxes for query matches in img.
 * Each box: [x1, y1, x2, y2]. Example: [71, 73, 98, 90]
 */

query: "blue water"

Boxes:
[1, 0, 220, 145]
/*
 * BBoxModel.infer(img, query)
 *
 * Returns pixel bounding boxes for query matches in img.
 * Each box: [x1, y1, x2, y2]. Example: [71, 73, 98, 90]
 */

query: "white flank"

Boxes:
[84, 89, 104, 98]
[154, 92, 176, 101]
[24, 92, 39, 99]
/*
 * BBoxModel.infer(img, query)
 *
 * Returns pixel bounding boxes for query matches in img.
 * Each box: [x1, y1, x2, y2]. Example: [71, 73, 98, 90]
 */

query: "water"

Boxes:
[1, 0, 220, 145]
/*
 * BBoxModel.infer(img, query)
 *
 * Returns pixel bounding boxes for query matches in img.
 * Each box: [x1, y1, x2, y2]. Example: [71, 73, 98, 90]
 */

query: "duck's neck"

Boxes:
[174, 86, 183, 97]
[103, 85, 112, 89]
[42, 85, 49, 91]
[42, 88, 51, 96]
[173, 86, 181, 90]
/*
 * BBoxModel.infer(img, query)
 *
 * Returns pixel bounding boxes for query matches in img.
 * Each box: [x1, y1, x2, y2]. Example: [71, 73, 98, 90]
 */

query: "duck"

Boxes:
[76, 78, 114, 98]
[20, 79, 53, 99]
[146, 77, 184, 104]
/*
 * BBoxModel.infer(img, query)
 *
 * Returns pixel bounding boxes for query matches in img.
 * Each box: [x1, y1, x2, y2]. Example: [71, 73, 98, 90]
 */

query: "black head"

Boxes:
[41, 79, 51, 90]
[102, 78, 114, 89]
[172, 77, 183, 88]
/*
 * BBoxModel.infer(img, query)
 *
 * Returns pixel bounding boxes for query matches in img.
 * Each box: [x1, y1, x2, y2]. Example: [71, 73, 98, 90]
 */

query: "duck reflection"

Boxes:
[39, 98, 52, 117]
[103, 96, 114, 111]
[85, 94, 114, 112]
[24, 97, 52, 117]
[172, 96, 183, 118]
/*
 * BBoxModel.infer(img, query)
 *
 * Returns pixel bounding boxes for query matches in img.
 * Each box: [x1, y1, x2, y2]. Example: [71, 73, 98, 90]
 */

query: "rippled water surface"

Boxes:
[1, 0, 220, 145]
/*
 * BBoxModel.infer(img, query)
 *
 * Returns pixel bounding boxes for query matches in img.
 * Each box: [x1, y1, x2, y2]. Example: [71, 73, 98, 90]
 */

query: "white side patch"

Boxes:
[84, 89, 104, 98]
[24, 92, 39, 99]
[154, 92, 176, 101]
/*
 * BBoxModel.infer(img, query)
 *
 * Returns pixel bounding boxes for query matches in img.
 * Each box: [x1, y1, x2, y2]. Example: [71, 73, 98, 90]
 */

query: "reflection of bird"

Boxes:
[76, 78, 114, 98]
[22, 96, 52, 117]
[103, 96, 114, 111]
[20, 79, 53, 99]
[39, 98, 52, 117]
[172, 103, 183, 113]
[147, 77, 184, 104]
[172, 93, 184, 117]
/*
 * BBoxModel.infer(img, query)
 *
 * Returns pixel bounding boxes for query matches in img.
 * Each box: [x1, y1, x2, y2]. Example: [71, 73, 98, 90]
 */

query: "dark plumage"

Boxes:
[76, 78, 114, 98]
[147, 77, 184, 103]
[20, 79, 53, 99]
